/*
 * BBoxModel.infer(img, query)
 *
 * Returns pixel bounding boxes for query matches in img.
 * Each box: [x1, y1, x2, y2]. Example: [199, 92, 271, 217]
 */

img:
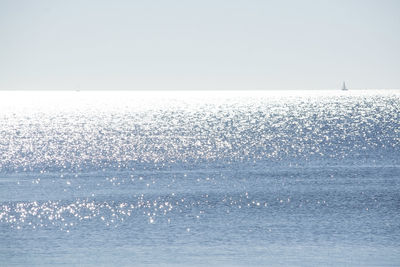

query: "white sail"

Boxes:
[342, 82, 348, 91]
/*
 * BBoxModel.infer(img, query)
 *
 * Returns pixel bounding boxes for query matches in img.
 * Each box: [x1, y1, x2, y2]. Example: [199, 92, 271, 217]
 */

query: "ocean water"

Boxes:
[0, 90, 399, 266]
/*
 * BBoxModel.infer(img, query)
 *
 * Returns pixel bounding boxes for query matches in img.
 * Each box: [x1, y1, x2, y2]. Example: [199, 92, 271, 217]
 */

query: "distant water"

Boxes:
[1, 90, 399, 266]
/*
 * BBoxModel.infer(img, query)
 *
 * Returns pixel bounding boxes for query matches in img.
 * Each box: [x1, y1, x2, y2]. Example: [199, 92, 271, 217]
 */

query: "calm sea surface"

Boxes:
[0, 91, 399, 266]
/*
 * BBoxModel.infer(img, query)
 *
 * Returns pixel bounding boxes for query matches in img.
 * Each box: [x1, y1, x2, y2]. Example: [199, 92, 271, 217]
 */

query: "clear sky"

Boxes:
[0, 0, 399, 90]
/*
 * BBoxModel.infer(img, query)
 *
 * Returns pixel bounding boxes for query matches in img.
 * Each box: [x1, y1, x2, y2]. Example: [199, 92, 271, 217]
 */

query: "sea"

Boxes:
[0, 90, 399, 266]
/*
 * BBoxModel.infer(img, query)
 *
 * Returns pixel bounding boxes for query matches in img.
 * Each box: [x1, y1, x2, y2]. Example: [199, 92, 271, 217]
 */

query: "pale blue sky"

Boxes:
[0, 0, 399, 90]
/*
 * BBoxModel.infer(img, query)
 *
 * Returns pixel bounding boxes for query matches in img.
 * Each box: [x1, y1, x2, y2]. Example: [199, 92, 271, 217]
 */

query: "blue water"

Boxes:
[1, 91, 399, 266]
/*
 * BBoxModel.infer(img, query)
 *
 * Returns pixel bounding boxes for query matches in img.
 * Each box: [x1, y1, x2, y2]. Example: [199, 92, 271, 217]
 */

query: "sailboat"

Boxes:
[342, 81, 348, 91]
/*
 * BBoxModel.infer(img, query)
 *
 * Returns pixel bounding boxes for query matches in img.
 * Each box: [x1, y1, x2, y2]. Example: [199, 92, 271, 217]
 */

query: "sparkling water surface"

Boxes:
[0, 90, 399, 266]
